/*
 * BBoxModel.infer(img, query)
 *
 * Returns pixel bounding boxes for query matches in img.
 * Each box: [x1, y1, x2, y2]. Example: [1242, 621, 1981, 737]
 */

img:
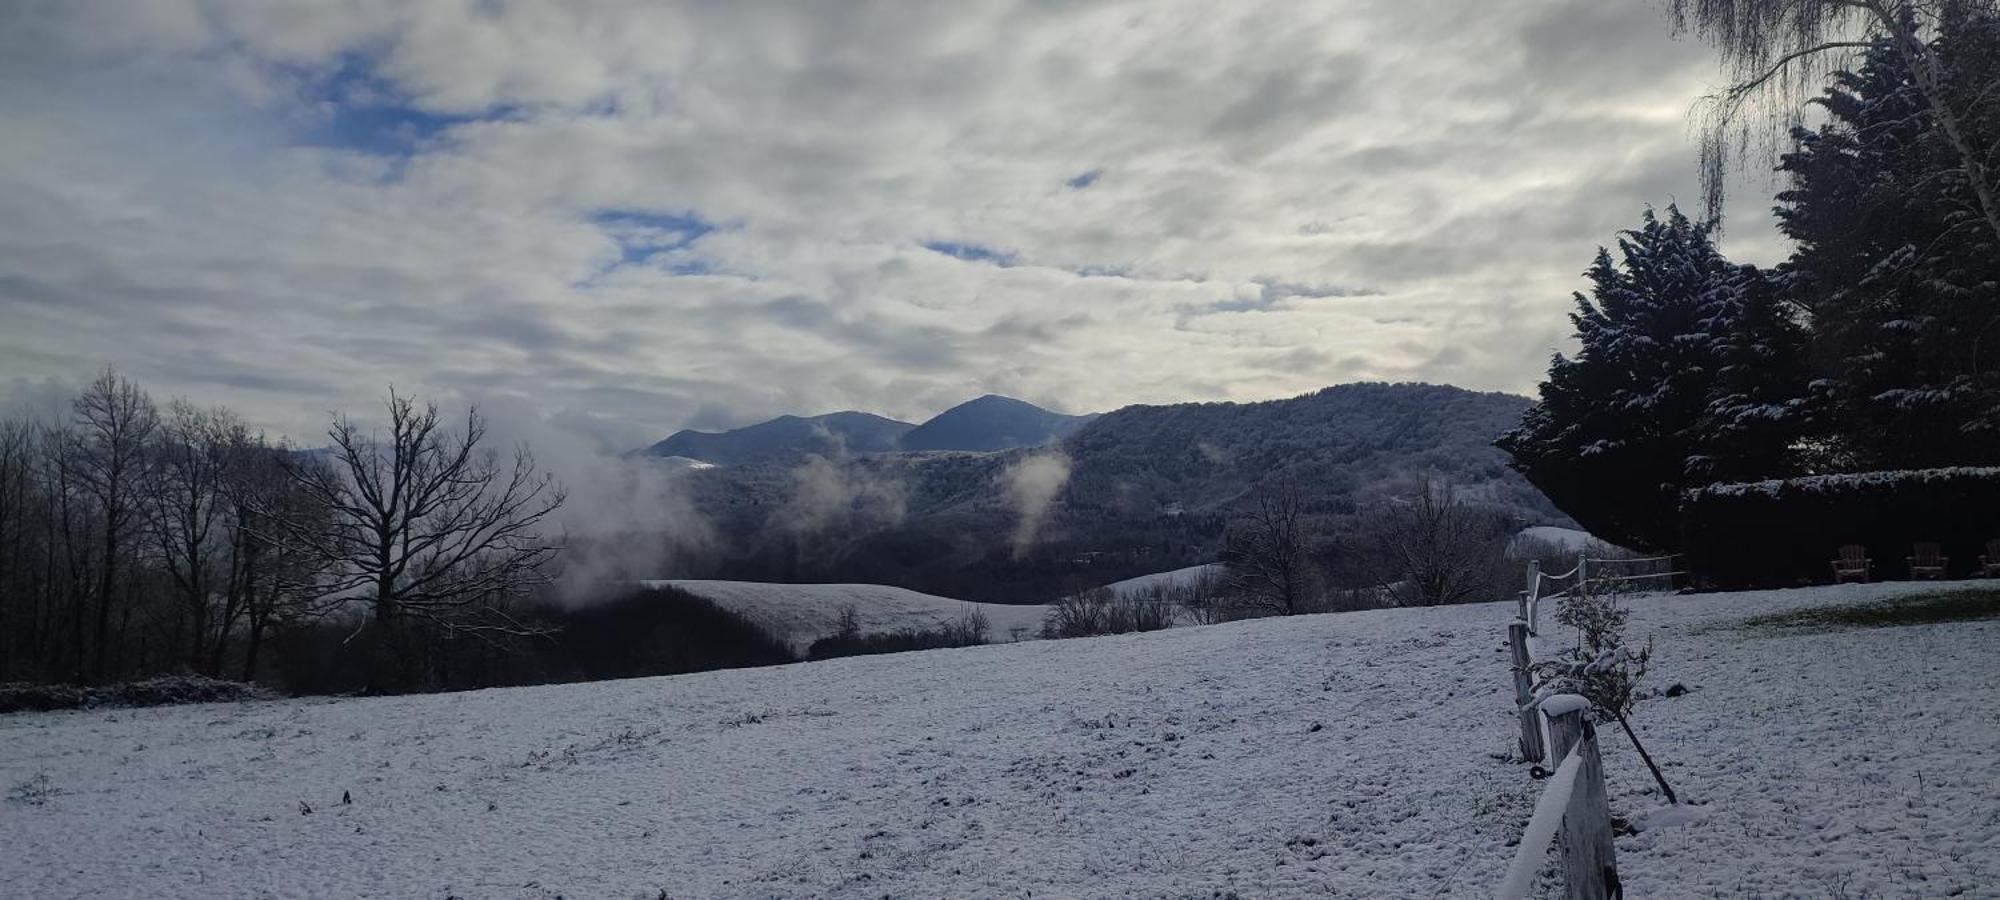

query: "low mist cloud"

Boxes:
[1002, 450, 1071, 556]
[777, 454, 908, 540]
[461, 392, 718, 602]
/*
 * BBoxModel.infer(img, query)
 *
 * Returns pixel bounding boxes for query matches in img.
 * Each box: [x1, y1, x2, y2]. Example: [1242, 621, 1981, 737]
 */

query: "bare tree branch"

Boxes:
[273, 390, 566, 639]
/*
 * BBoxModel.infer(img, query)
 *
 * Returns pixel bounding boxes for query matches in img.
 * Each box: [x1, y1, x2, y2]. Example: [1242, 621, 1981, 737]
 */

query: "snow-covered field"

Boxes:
[1510, 525, 1614, 556]
[649, 580, 1049, 651]
[3, 581, 1994, 897]
[1098, 562, 1224, 597]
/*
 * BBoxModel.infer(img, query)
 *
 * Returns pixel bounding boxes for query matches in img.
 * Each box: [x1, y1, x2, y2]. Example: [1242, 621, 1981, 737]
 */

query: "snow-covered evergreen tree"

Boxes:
[1693, 267, 1812, 483]
[1778, 13, 2000, 468]
[1499, 207, 1774, 551]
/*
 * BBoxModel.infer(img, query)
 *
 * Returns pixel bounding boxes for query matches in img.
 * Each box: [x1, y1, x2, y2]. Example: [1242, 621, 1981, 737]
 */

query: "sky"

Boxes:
[0, 0, 1788, 452]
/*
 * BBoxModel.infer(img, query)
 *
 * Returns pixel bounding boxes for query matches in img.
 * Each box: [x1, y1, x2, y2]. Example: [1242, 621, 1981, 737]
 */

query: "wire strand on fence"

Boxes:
[1589, 570, 1688, 583]
[1581, 553, 1680, 565]
[1495, 742, 1585, 900]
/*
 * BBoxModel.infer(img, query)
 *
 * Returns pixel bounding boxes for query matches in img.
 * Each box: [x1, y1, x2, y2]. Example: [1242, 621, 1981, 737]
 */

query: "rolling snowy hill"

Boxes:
[1097, 562, 1224, 596]
[652, 580, 1049, 651]
[3, 582, 1993, 897]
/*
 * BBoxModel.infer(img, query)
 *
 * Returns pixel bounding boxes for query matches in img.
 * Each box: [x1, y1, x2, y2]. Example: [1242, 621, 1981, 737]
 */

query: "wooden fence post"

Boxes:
[1543, 700, 1620, 900]
[1521, 560, 1541, 627]
[1508, 620, 1543, 763]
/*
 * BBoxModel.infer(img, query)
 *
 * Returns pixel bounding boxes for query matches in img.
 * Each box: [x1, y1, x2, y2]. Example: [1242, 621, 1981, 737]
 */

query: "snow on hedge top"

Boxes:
[649, 580, 1048, 651]
[1691, 466, 2000, 499]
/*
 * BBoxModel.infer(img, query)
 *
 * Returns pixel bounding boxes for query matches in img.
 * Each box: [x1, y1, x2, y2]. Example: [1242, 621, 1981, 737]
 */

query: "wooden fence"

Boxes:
[1495, 697, 1621, 900]
[1518, 552, 1685, 637]
[1499, 549, 1662, 898]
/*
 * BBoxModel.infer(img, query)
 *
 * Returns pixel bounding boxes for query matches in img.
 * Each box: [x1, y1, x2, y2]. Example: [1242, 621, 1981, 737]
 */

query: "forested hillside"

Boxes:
[642, 411, 914, 465]
[673, 383, 1565, 601]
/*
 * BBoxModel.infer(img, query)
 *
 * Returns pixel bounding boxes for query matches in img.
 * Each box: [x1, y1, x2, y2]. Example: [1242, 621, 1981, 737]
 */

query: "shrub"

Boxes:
[1531, 580, 1679, 803]
[806, 611, 991, 660]
[1683, 467, 2000, 588]
[0, 683, 87, 714]
[1041, 587, 1175, 637]
[1147, 573, 1241, 625]
[0, 676, 271, 715]
[1042, 588, 1116, 637]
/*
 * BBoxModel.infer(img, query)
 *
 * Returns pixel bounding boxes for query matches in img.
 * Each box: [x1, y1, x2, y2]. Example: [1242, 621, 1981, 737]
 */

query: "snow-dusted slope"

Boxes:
[1098, 562, 1224, 596]
[652, 579, 1049, 651]
[2, 582, 1994, 897]
[1511, 525, 1601, 553]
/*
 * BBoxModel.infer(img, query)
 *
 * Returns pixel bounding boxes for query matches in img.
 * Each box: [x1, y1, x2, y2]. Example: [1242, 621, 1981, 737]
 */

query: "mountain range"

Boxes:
[648, 382, 1569, 602]
[639, 394, 1094, 464]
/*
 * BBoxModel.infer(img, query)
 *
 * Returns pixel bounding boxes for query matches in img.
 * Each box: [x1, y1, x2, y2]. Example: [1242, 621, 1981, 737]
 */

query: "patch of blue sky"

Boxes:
[592, 210, 719, 266]
[1209, 295, 1276, 313]
[922, 240, 1018, 267]
[286, 54, 493, 158]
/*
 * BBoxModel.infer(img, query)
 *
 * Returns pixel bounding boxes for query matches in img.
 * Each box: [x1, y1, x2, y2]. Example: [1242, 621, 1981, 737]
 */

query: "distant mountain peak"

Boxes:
[900, 395, 1096, 453]
[641, 409, 914, 465]
[635, 396, 1102, 463]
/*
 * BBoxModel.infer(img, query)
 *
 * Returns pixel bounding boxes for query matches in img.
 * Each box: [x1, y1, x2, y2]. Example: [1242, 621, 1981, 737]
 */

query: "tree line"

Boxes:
[1501, 6, 2000, 551]
[0, 371, 565, 691]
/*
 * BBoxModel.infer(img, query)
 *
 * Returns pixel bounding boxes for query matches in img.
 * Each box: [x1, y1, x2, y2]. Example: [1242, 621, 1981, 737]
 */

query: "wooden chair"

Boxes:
[1981, 539, 2000, 577]
[1908, 542, 1949, 580]
[1831, 544, 1871, 583]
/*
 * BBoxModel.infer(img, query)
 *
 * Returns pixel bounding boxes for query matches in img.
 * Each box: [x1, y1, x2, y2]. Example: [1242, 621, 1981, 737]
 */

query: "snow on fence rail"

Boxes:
[1496, 737, 1583, 899]
[1494, 695, 1620, 900]
[1504, 559, 1626, 898]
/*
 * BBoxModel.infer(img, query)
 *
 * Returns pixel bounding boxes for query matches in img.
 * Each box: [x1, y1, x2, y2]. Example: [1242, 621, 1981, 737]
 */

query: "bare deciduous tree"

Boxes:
[280, 391, 566, 636]
[0, 420, 34, 678]
[145, 401, 238, 673]
[1223, 482, 1314, 615]
[1377, 475, 1502, 607]
[70, 370, 158, 681]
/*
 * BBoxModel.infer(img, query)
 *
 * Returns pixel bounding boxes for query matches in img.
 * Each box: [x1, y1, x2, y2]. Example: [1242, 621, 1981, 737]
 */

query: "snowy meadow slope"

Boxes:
[1099, 563, 1225, 597]
[651, 580, 1050, 652]
[2, 582, 1994, 898]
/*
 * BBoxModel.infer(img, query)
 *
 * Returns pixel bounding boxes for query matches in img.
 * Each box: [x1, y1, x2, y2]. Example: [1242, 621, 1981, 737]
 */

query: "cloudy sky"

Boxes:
[0, 0, 1785, 450]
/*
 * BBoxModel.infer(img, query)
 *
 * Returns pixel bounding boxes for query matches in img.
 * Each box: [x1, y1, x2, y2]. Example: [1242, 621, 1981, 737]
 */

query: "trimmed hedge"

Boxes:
[1683, 467, 2000, 588]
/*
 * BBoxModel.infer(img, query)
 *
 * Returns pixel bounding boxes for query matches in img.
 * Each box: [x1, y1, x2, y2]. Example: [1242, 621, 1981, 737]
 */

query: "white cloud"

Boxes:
[0, 0, 1784, 447]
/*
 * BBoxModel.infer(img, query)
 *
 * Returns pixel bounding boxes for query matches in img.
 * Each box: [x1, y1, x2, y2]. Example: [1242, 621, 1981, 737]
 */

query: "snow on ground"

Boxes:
[1097, 563, 1223, 597]
[650, 579, 1049, 651]
[652, 455, 717, 471]
[2, 581, 1994, 897]
[1511, 525, 1603, 554]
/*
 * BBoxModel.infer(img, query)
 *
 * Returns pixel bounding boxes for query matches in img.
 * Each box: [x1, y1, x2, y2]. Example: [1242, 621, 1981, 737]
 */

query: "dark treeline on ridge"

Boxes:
[672, 382, 1564, 605]
[0, 373, 796, 697]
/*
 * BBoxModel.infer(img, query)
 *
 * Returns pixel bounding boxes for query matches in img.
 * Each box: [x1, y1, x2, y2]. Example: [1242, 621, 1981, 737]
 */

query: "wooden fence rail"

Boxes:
[1495, 696, 1621, 900]
[1519, 551, 1683, 635]
[1502, 550, 1643, 898]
